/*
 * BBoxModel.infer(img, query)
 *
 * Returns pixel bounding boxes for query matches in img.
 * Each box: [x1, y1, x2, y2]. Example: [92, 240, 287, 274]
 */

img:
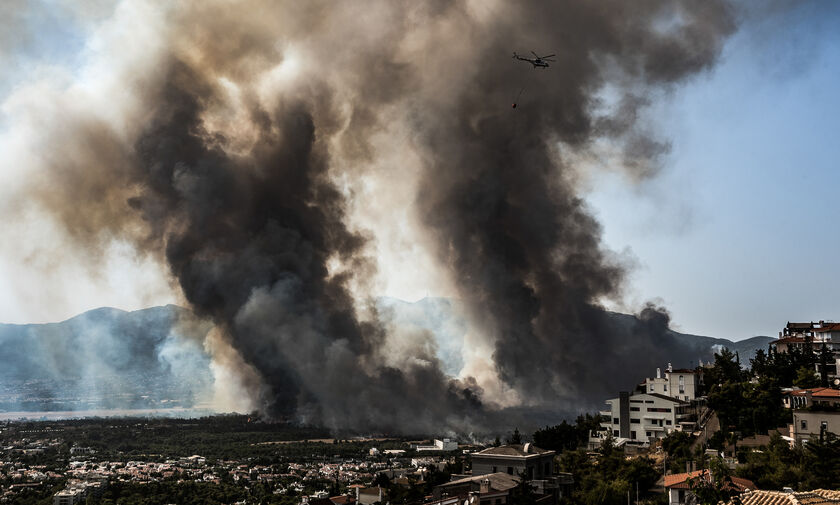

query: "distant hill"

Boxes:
[0, 300, 773, 414]
[604, 310, 774, 367]
[0, 305, 213, 412]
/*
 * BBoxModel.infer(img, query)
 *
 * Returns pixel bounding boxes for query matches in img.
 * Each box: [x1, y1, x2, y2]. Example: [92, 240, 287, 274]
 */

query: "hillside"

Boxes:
[0, 300, 773, 414]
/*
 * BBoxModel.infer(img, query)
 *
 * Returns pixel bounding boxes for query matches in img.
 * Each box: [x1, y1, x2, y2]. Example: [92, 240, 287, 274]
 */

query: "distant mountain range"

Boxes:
[0, 300, 773, 414]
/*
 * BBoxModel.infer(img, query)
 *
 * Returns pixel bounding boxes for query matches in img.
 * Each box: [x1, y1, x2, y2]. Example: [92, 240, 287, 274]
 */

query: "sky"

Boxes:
[0, 1, 837, 342]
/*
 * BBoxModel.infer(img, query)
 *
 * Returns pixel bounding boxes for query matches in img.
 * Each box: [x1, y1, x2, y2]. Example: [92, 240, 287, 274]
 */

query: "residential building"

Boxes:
[467, 444, 570, 504]
[591, 392, 694, 448]
[54, 488, 85, 505]
[355, 486, 383, 505]
[790, 409, 840, 444]
[773, 321, 840, 379]
[783, 387, 840, 409]
[664, 470, 754, 505]
[470, 444, 554, 480]
[641, 364, 702, 403]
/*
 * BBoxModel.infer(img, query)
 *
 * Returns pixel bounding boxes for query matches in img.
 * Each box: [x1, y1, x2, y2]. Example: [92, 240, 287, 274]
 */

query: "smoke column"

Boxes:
[4, 0, 735, 432]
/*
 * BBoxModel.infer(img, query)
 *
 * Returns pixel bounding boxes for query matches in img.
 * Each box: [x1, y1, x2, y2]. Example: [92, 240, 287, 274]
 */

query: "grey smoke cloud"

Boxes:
[7, 0, 736, 432]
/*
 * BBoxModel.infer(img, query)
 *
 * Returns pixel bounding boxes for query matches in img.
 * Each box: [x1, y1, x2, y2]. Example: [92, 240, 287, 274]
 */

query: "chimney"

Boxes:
[480, 479, 490, 494]
[667, 363, 673, 372]
[656, 368, 661, 379]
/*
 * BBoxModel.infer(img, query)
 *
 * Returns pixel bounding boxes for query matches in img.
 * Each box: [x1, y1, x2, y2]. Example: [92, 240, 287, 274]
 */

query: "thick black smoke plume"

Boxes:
[13, 1, 735, 433]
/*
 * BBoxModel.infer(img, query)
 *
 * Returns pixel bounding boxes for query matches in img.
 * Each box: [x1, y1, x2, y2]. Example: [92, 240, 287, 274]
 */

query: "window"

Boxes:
[646, 432, 651, 437]
[647, 407, 672, 413]
[801, 420, 808, 430]
[664, 384, 667, 391]
[678, 490, 685, 503]
[613, 418, 619, 425]
[544, 462, 550, 475]
[666, 420, 672, 425]
[630, 407, 640, 412]
[649, 384, 654, 392]
[613, 430, 619, 437]
[492, 466, 497, 473]
[630, 431, 637, 439]
[645, 400, 654, 404]
[631, 419, 640, 424]
[507, 467, 513, 475]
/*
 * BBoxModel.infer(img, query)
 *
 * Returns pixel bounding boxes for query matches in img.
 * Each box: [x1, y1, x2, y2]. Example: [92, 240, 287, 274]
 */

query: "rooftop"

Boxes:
[474, 444, 553, 457]
[789, 388, 840, 398]
[437, 472, 520, 492]
[732, 489, 840, 505]
[664, 470, 754, 492]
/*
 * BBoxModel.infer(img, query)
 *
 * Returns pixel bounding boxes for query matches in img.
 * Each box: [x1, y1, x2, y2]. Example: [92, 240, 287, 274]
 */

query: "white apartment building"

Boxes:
[593, 392, 693, 446]
[641, 364, 701, 403]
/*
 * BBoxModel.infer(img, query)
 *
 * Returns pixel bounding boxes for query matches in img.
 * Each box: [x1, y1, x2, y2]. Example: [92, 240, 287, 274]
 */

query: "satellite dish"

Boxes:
[833, 378, 840, 388]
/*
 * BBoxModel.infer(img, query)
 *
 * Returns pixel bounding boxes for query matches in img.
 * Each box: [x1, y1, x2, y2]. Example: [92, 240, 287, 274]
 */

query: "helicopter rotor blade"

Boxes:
[540, 54, 556, 59]
[531, 51, 539, 58]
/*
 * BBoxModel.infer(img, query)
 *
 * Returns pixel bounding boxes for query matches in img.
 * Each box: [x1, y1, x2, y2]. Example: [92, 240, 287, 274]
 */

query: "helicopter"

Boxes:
[512, 51, 555, 69]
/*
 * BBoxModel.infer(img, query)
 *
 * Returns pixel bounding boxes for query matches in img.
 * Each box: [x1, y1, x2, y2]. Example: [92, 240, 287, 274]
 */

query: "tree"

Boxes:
[794, 366, 820, 389]
[705, 348, 744, 387]
[509, 428, 522, 445]
[533, 421, 577, 452]
[687, 457, 741, 505]
[802, 433, 840, 490]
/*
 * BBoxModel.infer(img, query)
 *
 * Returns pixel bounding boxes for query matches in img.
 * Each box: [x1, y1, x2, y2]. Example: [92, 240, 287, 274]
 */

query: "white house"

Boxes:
[591, 392, 693, 448]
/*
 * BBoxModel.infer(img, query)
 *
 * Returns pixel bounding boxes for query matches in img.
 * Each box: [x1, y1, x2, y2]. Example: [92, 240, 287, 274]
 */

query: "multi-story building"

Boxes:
[790, 410, 840, 445]
[54, 488, 85, 505]
[772, 321, 840, 379]
[591, 392, 694, 448]
[454, 444, 572, 504]
[640, 364, 702, 403]
[783, 387, 840, 409]
[783, 386, 840, 444]
[470, 444, 555, 480]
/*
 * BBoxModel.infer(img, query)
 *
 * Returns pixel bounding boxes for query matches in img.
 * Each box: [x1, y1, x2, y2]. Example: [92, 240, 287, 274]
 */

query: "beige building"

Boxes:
[791, 410, 840, 444]
[642, 365, 702, 403]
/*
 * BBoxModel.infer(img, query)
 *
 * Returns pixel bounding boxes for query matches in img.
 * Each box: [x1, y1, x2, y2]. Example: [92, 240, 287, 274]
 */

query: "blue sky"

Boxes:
[586, 2, 840, 339]
[0, 2, 838, 341]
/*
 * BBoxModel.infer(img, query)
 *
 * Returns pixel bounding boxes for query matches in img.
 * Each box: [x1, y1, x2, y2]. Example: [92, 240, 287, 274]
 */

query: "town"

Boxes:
[0, 320, 838, 505]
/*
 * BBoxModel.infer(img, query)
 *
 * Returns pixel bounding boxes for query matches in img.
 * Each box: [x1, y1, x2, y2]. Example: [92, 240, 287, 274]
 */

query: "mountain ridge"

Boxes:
[0, 301, 774, 414]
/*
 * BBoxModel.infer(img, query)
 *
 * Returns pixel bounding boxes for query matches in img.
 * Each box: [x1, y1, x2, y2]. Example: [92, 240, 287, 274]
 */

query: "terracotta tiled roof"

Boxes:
[732, 489, 840, 505]
[664, 470, 754, 492]
[814, 324, 840, 333]
[789, 388, 840, 398]
[774, 337, 808, 345]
